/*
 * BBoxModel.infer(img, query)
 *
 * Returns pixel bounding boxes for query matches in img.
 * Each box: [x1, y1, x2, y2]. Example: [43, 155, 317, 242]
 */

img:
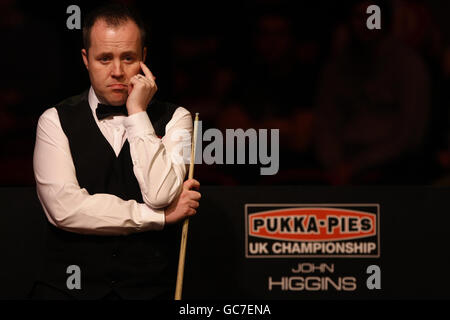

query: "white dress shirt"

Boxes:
[33, 87, 192, 236]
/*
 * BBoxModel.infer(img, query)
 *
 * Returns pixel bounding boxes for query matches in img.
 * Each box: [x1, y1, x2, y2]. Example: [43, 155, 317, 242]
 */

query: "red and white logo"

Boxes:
[249, 208, 376, 242]
[245, 204, 380, 258]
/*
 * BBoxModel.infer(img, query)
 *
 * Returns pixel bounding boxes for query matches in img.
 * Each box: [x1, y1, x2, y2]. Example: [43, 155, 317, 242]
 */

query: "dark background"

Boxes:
[1, 0, 450, 186]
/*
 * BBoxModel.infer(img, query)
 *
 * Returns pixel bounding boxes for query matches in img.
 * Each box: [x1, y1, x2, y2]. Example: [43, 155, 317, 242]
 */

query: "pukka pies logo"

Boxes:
[245, 204, 380, 258]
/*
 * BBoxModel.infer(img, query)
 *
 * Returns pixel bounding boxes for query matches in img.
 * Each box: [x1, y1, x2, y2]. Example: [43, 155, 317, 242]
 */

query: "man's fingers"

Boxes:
[129, 76, 139, 85]
[140, 61, 155, 80]
[188, 200, 199, 209]
[184, 178, 200, 190]
[181, 179, 201, 218]
[129, 75, 147, 87]
[187, 190, 201, 201]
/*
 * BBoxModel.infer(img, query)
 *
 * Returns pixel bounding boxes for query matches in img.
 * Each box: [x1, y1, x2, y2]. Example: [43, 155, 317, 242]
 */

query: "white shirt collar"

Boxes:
[88, 86, 100, 115]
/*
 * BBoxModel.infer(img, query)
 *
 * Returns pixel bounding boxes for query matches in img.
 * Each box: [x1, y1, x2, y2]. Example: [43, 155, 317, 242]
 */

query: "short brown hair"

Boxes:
[82, 3, 147, 52]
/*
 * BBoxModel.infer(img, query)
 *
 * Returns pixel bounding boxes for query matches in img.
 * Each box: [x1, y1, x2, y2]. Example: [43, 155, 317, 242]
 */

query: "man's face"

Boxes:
[82, 19, 146, 106]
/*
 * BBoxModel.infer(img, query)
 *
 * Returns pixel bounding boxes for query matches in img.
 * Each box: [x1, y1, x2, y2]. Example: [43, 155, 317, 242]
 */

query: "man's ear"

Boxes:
[142, 47, 147, 62]
[81, 49, 89, 70]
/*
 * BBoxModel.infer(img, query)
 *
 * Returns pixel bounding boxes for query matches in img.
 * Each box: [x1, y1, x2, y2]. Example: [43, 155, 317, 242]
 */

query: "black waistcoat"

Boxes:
[37, 90, 182, 299]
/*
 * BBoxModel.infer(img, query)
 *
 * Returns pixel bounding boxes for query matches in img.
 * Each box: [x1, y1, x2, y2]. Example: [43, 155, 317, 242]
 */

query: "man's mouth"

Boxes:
[109, 84, 128, 89]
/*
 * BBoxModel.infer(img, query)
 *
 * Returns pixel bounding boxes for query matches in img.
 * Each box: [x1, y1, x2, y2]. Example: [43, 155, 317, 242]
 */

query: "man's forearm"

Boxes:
[125, 107, 192, 209]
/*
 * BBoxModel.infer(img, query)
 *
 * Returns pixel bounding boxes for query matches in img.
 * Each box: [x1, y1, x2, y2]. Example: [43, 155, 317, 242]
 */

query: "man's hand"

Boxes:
[126, 62, 157, 115]
[164, 179, 201, 224]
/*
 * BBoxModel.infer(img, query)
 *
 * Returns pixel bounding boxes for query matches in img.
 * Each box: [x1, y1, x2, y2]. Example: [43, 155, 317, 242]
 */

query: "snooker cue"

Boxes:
[175, 112, 199, 300]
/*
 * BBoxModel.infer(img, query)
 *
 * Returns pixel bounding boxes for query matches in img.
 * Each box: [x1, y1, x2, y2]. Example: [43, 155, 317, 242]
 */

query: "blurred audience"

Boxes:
[217, 11, 321, 184]
[315, 0, 431, 185]
[2, 0, 449, 186]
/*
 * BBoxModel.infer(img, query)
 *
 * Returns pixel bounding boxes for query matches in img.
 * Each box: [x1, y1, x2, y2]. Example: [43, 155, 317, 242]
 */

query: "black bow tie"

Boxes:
[96, 103, 128, 120]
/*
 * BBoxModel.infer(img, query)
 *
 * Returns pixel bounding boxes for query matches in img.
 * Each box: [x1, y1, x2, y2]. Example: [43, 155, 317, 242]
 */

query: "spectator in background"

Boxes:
[315, 0, 431, 185]
[169, 25, 242, 185]
[219, 12, 320, 184]
[394, 0, 447, 183]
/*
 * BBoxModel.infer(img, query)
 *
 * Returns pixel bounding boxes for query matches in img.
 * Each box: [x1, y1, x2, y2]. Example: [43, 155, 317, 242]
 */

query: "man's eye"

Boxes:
[125, 56, 133, 62]
[100, 57, 110, 62]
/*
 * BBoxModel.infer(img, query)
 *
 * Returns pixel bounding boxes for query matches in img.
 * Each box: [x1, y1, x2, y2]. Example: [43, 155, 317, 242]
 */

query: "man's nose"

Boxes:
[111, 60, 124, 78]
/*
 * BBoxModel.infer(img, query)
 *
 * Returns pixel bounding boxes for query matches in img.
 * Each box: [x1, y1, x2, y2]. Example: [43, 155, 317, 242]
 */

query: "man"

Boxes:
[31, 4, 201, 299]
